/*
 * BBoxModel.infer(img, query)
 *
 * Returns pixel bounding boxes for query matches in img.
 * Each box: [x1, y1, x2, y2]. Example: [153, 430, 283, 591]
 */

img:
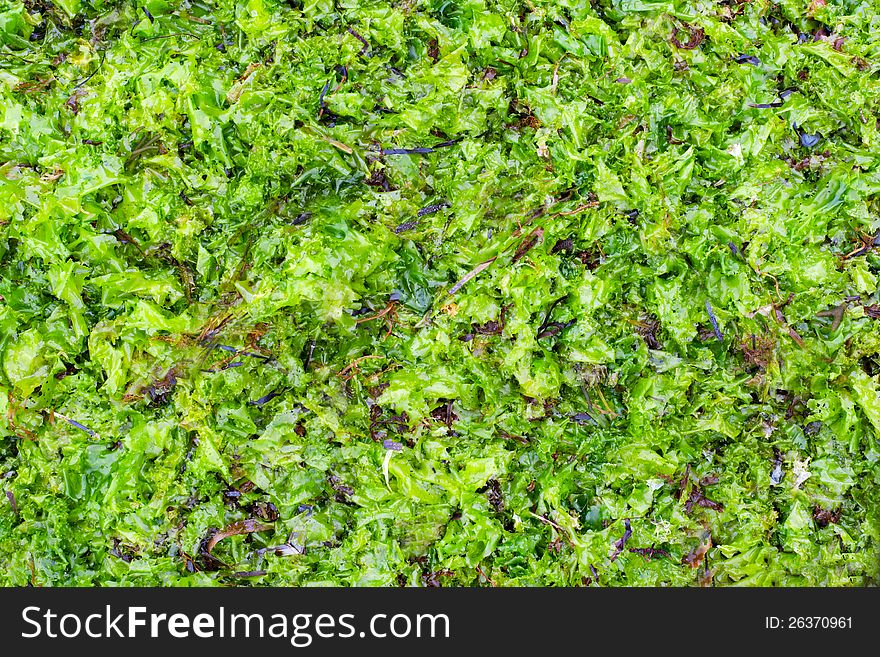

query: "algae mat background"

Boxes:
[0, 0, 879, 585]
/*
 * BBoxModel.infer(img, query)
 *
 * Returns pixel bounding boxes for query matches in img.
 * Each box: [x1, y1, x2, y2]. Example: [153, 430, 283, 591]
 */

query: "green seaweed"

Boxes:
[0, 0, 878, 586]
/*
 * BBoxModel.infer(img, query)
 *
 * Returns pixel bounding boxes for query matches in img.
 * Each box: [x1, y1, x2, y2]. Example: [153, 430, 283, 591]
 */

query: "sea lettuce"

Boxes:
[0, 0, 878, 586]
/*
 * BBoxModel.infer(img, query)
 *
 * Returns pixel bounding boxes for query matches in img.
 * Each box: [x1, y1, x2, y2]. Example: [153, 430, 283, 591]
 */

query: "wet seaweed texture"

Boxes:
[0, 0, 879, 586]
